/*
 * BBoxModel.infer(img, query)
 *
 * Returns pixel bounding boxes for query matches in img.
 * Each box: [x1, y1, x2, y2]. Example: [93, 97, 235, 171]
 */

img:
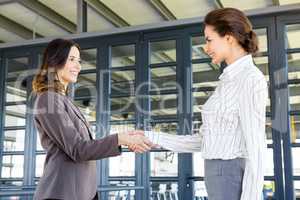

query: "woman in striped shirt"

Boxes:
[142, 8, 268, 200]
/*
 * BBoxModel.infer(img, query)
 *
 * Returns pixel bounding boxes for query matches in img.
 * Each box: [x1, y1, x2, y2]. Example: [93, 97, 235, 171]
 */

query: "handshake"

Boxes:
[117, 130, 156, 153]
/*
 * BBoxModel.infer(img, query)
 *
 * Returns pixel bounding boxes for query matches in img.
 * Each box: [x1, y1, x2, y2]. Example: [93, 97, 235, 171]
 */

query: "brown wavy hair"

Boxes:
[32, 38, 80, 94]
[204, 8, 258, 54]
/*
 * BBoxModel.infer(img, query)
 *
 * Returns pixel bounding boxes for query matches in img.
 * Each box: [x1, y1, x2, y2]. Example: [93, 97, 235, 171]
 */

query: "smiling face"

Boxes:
[203, 25, 232, 65]
[57, 46, 81, 88]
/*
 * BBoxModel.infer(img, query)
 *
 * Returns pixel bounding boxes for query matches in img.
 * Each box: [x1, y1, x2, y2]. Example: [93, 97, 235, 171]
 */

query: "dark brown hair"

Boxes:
[32, 38, 80, 94]
[204, 8, 258, 54]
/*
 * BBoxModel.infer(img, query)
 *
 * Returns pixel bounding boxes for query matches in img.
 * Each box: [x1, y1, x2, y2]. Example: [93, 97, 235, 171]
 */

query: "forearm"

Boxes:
[144, 131, 202, 152]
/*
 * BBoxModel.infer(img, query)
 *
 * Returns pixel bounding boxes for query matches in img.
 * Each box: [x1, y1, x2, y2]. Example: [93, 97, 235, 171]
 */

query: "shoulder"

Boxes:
[34, 91, 69, 114]
[242, 64, 267, 91]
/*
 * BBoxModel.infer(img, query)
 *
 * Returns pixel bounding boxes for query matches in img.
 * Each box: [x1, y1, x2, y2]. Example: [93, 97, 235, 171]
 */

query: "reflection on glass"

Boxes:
[73, 99, 96, 122]
[1, 155, 24, 178]
[151, 67, 176, 91]
[109, 153, 135, 176]
[290, 115, 299, 143]
[111, 70, 135, 95]
[193, 181, 207, 199]
[150, 122, 178, 134]
[191, 36, 209, 60]
[3, 130, 25, 152]
[5, 90, 26, 103]
[7, 57, 29, 79]
[150, 94, 177, 117]
[6, 57, 29, 105]
[150, 40, 176, 64]
[110, 97, 135, 121]
[35, 154, 46, 177]
[5, 104, 26, 127]
[192, 63, 219, 89]
[151, 152, 178, 176]
[151, 181, 178, 200]
[254, 28, 268, 52]
[81, 49, 97, 70]
[285, 24, 300, 49]
[111, 44, 135, 67]
[75, 73, 96, 98]
[110, 124, 135, 135]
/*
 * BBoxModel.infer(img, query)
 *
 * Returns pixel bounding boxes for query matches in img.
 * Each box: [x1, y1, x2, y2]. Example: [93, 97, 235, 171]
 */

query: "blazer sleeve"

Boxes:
[34, 92, 121, 162]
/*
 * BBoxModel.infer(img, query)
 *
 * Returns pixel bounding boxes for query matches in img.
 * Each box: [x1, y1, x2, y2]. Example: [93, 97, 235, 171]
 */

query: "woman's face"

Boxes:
[203, 25, 231, 65]
[57, 46, 81, 88]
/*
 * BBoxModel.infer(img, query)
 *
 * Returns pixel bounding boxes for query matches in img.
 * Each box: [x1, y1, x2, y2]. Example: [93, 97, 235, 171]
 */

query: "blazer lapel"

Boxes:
[66, 98, 94, 140]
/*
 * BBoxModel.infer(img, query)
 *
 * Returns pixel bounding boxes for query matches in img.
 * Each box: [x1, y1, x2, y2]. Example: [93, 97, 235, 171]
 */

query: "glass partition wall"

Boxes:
[0, 10, 300, 200]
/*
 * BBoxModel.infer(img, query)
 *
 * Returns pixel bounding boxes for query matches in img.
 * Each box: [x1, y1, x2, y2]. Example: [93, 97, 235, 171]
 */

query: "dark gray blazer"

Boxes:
[33, 91, 121, 200]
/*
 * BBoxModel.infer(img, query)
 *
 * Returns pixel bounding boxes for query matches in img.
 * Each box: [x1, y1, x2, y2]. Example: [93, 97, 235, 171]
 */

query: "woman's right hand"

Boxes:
[117, 130, 152, 153]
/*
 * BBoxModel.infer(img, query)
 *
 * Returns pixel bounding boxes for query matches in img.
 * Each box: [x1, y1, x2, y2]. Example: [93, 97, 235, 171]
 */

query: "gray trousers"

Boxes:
[204, 158, 245, 200]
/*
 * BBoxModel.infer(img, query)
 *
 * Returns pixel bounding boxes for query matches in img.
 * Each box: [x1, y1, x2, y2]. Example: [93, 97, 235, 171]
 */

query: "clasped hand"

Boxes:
[118, 130, 154, 153]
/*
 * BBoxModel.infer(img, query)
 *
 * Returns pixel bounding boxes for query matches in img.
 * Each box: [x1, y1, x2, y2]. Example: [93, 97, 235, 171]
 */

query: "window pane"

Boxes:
[193, 152, 204, 177]
[291, 115, 300, 143]
[110, 96, 135, 121]
[151, 94, 177, 117]
[193, 181, 207, 199]
[191, 36, 209, 60]
[81, 48, 96, 70]
[289, 82, 300, 111]
[73, 99, 96, 122]
[5, 104, 26, 127]
[263, 181, 275, 199]
[109, 152, 135, 176]
[1, 155, 24, 178]
[3, 130, 25, 152]
[287, 53, 300, 111]
[75, 73, 97, 98]
[108, 181, 135, 199]
[150, 67, 176, 91]
[294, 181, 300, 199]
[285, 24, 300, 49]
[111, 70, 135, 95]
[254, 28, 268, 52]
[6, 57, 29, 102]
[35, 154, 46, 177]
[292, 147, 300, 176]
[111, 44, 135, 67]
[151, 181, 178, 200]
[151, 152, 178, 176]
[150, 40, 176, 64]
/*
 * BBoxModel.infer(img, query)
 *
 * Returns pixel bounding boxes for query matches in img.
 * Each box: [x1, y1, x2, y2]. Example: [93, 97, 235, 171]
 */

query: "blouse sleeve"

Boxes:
[144, 131, 202, 152]
[239, 75, 268, 200]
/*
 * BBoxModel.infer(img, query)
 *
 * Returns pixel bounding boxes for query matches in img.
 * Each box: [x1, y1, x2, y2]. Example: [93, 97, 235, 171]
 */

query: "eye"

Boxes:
[78, 59, 82, 64]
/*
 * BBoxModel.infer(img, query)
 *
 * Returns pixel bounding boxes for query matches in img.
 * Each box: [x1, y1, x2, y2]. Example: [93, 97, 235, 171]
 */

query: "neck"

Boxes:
[225, 48, 248, 65]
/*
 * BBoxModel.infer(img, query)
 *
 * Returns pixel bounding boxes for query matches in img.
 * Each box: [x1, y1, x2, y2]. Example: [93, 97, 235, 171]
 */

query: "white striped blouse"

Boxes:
[145, 54, 268, 200]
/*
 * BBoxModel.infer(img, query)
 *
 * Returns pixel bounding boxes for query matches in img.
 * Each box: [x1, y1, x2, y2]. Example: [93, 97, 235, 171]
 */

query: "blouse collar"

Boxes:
[219, 54, 253, 81]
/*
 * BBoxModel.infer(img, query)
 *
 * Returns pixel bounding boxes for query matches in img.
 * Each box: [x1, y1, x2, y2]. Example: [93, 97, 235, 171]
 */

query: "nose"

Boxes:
[75, 61, 81, 71]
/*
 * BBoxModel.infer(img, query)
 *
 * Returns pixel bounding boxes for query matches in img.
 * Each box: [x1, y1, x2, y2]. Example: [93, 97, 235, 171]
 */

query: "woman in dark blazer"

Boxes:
[32, 38, 151, 200]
